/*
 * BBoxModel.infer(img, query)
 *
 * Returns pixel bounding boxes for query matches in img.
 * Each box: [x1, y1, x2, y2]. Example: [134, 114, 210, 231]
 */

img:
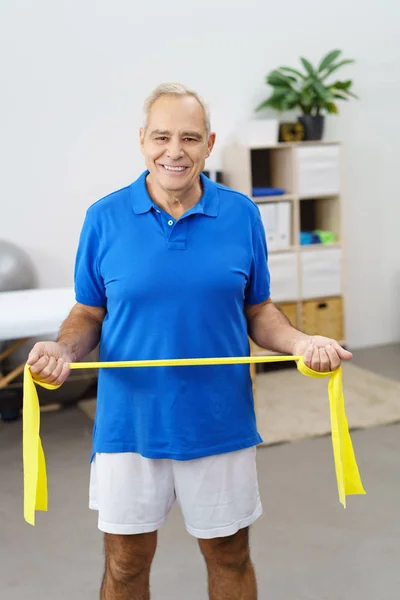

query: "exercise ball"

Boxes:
[0, 240, 37, 292]
[0, 240, 37, 420]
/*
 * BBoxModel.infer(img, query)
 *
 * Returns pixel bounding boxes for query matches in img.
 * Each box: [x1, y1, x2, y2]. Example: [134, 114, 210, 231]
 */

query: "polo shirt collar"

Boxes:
[130, 171, 219, 217]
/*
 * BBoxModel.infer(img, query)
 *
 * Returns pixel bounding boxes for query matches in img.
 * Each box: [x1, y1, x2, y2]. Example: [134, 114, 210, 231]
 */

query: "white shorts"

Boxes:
[89, 447, 262, 539]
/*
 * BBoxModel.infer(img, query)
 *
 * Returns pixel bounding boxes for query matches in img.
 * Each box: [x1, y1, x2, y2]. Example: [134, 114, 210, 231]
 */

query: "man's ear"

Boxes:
[139, 128, 145, 155]
[206, 132, 216, 158]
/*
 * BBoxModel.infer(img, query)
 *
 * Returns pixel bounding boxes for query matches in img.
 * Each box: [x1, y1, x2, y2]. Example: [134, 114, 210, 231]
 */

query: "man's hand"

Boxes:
[293, 335, 353, 372]
[27, 342, 75, 386]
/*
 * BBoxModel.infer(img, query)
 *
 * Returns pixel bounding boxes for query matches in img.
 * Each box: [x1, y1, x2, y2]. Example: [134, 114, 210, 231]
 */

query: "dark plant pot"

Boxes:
[298, 115, 325, 141]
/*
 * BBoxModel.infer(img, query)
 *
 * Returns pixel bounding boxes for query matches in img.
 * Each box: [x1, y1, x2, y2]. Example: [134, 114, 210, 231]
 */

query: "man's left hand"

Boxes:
[293, 335, 353, 372]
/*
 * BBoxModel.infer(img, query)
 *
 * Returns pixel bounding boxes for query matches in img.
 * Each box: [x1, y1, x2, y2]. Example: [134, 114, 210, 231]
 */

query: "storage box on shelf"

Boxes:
[222, 141, 346, 395]
[268, 252, 299, 302]
[300, 247, 342, 299]
[296, 144, 341, 199]
[301, 296, 344, 341]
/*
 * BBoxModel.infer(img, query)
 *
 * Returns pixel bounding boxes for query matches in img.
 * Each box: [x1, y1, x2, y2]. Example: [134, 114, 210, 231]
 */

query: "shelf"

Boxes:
[222, 140, 346, 370]
[299, 196, 340, 245]
[269, 247, 297, 255]
[251, 148, 294, 197]
[299, 193, 340, 200]
[254, 194, 295, 203]
[269, 244, 341, 252]
[247, 141, 341, 151]
[299, 242, 341, 252]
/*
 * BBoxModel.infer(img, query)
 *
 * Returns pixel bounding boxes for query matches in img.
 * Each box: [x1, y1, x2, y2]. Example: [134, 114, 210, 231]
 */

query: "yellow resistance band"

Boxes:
[23, 355, 365, 526]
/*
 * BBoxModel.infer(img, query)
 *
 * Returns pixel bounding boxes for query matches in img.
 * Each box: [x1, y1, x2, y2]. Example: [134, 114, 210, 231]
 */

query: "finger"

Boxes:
[52, 362, 71, 386]
[303, 344, 313, 368]
[29, 355, 50, 376]
[44, 358, 65, 384]
[332, 342, 353, 360]
[326, 344, 340, 370]
[37, 356, 58, 381]
[27, 344, 44, 365]
[319, 348, 331, 372]
[310, 346, 321, 371]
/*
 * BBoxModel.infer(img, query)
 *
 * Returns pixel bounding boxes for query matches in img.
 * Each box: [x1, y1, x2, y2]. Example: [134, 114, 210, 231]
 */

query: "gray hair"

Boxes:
[143, 83, 211, 135]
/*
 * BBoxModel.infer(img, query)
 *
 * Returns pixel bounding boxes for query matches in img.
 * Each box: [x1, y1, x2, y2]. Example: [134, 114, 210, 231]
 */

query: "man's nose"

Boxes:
[166, 139, 184, 161]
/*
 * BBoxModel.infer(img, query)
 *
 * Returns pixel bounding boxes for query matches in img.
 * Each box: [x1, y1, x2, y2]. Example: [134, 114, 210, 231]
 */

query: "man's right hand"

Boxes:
[27, 342, 75, 386]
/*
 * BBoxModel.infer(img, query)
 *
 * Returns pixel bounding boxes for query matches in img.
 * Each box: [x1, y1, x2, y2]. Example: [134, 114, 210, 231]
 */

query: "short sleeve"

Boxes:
[74, 210, 106, 307]
[245, 212, 271, 305]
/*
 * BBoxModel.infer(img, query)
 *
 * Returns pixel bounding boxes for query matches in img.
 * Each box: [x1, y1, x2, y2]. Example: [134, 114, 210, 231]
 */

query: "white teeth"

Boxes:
[163, 165, 186, 171]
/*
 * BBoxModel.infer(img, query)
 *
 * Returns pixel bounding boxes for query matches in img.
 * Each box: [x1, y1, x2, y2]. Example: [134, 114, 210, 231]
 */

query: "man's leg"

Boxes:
[198, 527, 257, 600]
[173, 447, 261, 599]
[90, 452, 175, 598]
[101, 532, 157, 600]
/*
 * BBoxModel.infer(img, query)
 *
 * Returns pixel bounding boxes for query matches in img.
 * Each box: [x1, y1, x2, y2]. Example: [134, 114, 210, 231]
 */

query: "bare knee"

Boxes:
[199, 527, 251, 572]
[104, 532, 157, 584]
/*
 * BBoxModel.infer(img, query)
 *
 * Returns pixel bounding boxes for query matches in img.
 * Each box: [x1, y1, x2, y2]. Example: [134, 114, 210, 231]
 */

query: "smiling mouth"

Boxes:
[159, 164, 189, 173]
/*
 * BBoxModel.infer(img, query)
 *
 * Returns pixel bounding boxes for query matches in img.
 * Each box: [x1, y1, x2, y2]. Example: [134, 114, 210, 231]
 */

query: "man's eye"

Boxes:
[156, 137, 168, 141]
[184, 138, 196, 142]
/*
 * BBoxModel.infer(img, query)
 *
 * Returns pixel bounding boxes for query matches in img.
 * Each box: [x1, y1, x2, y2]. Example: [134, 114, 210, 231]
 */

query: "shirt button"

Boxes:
[168, 220, 174, 226]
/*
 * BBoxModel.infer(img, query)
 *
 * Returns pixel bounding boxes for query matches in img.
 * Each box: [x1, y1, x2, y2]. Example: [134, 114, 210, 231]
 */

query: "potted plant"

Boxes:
[255, 50, 358, 141]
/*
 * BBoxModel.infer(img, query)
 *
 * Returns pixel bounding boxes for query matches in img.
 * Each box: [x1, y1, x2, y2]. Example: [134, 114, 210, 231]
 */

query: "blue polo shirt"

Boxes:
[75, 171, 270, 460]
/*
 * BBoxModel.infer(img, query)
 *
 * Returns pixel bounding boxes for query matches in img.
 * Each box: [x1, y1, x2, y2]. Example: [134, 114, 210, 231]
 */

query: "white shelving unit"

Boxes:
[222, 141, 347, 367]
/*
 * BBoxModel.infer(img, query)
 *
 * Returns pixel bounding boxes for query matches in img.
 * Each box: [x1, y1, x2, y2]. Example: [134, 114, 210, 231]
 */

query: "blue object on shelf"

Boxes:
[252, 187, 286, 197]
[300, 231, 321, 245]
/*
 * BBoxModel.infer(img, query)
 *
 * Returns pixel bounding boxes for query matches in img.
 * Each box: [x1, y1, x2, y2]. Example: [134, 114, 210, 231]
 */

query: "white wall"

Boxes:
[1, 0, 399, 348]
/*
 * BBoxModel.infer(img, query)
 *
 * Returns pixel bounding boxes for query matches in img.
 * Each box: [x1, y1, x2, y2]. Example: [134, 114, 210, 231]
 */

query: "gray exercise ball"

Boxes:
[0, 240, 37, 292]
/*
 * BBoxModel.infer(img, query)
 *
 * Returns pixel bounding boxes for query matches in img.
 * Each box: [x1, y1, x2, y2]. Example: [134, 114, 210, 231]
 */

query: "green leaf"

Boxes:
[265, 85, 293, 97]
[328, 79, 353, 90]
[331, 92, 350, 100]
[279, 66, 305, 79]
[299, 88, 313, 108]
[321, 59, 355, 80]
[300, 57, 315, 77]
[326, 102, 338, 114]
[281, 90, 300, 109]
[344, 89, 359, 100]
[263, 98, 286, 111]
[318, 49, 342, 72]
[311, 79, 331, 101]
[255, 98, 275, 112]
[255, 88, 295, 112]
[266, 70, 297, 87]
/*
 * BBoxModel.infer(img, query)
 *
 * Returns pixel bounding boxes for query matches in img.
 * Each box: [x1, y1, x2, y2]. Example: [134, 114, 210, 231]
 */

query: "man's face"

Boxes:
[140, 95, 216, 194]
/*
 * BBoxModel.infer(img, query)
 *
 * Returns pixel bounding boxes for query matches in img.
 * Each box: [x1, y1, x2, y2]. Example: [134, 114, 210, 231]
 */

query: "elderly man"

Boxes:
[27, 83, 352, 600]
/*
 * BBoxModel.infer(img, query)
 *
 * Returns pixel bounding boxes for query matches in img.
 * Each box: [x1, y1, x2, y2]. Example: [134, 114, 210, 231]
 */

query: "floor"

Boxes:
[1, 343, 399, 599]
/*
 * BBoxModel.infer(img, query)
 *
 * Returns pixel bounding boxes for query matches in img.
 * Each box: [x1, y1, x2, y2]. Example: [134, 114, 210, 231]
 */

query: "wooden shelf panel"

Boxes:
[299, 242, 341, 251]
[247, 141, 341, 150]
[268, 243, 342, 252]
[269, 247, 297, 254]
[254, 194, 295, 203]
[299, 193, 340, 200]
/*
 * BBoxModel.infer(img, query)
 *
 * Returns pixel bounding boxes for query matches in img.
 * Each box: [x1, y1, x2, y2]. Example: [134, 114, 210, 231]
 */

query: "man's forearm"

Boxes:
[57, 305, 104, 362]
[247, 301, 309, 355]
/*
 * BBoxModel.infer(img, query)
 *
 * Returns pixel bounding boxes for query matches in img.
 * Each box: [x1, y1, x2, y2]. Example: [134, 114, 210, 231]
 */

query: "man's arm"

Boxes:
[245, 297, 352, 372]
[245, 297, 308, 355]
[56, 302, 106, 361]
[27, 302, 106, 385]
